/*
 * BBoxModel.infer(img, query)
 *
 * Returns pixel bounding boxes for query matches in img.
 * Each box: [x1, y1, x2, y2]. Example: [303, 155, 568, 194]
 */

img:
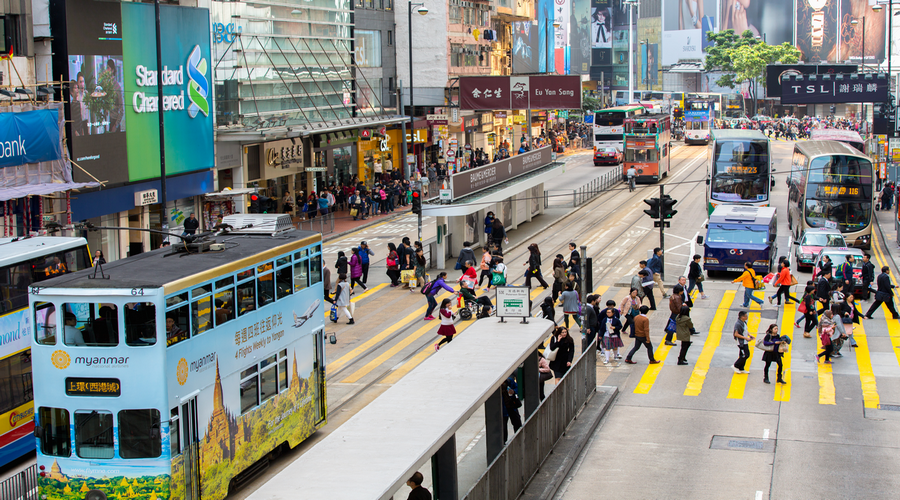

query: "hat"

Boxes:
[360, 241, 367, 246]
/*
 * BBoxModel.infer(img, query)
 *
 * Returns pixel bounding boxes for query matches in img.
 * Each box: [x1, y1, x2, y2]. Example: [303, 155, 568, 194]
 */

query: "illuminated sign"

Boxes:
[816, 185, 861, 198]
[726, 166, 758, 175]
[65, 377, 121, 397]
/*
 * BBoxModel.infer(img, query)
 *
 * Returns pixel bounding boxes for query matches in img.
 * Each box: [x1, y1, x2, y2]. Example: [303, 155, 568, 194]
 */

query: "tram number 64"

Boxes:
[131, 288, 145, 296]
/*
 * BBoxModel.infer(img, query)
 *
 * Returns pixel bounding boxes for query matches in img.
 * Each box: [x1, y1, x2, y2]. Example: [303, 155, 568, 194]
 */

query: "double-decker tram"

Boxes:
[789, 141, 874, 249]
[623, 113, 672, 183]
[706, 129, 773, 215]
[29, 215, 326, 500]
[0, 236, 90, 468]
[809, 129, 866, 154]
[593, 105, 645, 152]
[683, 97, 716, 145]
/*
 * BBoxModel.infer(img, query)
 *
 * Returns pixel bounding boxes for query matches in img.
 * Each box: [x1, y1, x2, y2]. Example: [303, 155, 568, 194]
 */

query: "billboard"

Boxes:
[51, 0, 214, 186]
[459, 75, 583, 110]
[834, 0, 886, 66]
[570, 0, 591, 74]
[718, 0, 793, 45]
[592, 5, 613, 48]
[555, 0, 571, 74]
[765, 63, 858, 97]
[641, 43, 659, 86]
[512, 1, 556, 74]
[795, 0, 839, 63]
[780, 73, 889, 104]
[661, 0, 717, 65]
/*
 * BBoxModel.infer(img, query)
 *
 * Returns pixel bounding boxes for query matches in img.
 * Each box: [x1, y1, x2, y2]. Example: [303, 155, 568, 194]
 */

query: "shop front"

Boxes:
[309, 131, 359, 189]
[356, 127, 428, 186]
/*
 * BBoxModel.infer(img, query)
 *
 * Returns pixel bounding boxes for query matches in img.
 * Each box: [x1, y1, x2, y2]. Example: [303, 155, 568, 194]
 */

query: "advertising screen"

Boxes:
[718, 0, 793, 45]
[641, 43, 659, 86]
[512, 0, 556, 74]
[835, 0, 886, 65]
[592, 6, 613, 48]
[51, 0, 214, 186]
[661, 0, 717, 65]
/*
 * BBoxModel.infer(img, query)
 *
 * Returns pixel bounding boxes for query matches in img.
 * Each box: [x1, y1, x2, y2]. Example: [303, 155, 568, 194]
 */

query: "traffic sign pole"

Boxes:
[659, 185, 665, 280]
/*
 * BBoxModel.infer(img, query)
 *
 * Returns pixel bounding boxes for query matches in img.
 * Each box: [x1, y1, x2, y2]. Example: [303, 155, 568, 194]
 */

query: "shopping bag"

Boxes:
[400, 269, 416, 283]
[665, 317, 677, 334]
[329, 305, 338, 322]
[349, 301, 356, 316]
[350, 208, 358, 217]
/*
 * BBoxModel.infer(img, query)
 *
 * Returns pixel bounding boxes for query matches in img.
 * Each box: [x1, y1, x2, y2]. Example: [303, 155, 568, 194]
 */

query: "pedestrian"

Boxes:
[687, 254, 708, 299]
[386, 242, 401, 287]
[399, 237, 414, 273]
[456, 241, 476, 271]
[865, 266, 900, 319]
[624, 305, 659, 364]
[424, 272, 455, 320]
[335, 251, 349, 276]
[769, 259, 799, 305]
[406, 471, 432, 500]
[323, 262, 334, 304]
[489, 256, 507, 288]
[413, 246, 427, 291]
[560, 282, 582, 330]
[348, 248, 367, 291]
[282, 191, 294, 214]
[837, 255, 856, 292]
[840, 294, 862, 348]
[733, 261, 765, 308]
[647, 248, 668, 299]
[675, 305, 694, 365]
[334, 273, 354, 325]
[501, 375, 522, 441]
[816, 310, 835, 364]
[639, 268, 657, 310]
[760, 324, 786, 384]
[92, 250, 106, 267]
[861, 253, 876, 298]
[568, 242, 581, 282]
[816, 269, 833, 314]
[619, 288, 641, 338]
[434, 298, 457, 350]
[491, 219, 507, 251]
[458, 260, 478, 307]
[478, 246, 493, 288]
[663, 284, 684, 346]
[581, 294, 600, 351]
[599, 306, 624, 364]
[484, 211, 495, 240]
[732, 311, 752, 374]
[538, 352, 553, 400]
[318, 192, 329, 216]
[358, 241, 375, 284]
[626, 164, 637, 191]
[795, 284, 818, 338]
[182, 212, 200, 236]
[552, 255, 567, 303]
[540, 296, 556, 323]
[523, 243, 550, 288]
[630, 268, 646, 303]
[548, 326, 575, 382]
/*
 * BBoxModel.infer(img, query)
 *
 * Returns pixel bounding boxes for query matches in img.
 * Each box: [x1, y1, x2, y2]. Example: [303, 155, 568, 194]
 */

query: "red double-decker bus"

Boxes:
[623, 114, 672, 183]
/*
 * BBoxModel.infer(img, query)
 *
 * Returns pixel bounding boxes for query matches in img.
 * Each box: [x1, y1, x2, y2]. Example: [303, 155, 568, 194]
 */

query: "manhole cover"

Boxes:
[710, 435, 775, 453]
[878, 404, 900, 412]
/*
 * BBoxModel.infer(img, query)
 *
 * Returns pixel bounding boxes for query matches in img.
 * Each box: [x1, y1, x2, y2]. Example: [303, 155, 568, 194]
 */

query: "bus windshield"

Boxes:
[625, 147, 658, 162]
[710, 140, 769, 202]
[595, 113, 626, 127]
[805, 155, 873, 233]
[706, 225, 769, 245]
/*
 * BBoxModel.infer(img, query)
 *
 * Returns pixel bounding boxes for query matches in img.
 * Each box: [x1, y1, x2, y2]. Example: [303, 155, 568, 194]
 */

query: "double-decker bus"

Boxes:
[623, 113, 672, 183]
[593, 105, 645, 152]
[30, 215, 326, 500]
[706, 130, 772, 215]
[0, 236, 90, 468]
[809, 129, 866, 154]
[683, 97, 716, 145]
[789, 141, 874, 249]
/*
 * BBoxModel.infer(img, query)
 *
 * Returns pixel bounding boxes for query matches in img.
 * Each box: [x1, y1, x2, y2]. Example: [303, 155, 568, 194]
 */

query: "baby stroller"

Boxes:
[457, 289, 493, 320]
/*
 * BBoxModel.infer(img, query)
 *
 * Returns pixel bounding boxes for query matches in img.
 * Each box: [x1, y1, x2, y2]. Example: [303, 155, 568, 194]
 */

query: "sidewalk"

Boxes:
[873, 207, 900, 269]
[292, 204, 412, 242]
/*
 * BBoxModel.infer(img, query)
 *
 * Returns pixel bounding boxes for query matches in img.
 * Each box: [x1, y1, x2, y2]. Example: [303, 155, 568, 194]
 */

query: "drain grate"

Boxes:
[710, 435, 775, 453]
[878, 404, 900, 411]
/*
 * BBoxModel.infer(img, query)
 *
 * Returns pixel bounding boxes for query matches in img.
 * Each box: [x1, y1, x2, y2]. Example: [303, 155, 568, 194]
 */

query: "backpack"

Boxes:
[421, 278, 435, 295]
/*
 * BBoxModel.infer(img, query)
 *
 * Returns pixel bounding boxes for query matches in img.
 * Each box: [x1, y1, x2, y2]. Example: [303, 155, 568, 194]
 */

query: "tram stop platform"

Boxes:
[247, 317, 554, 500]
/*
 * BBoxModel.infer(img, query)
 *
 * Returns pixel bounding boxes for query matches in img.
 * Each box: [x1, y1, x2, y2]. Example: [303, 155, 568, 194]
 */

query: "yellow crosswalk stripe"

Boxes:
[633, 339, 674, 394]
[727, 292, 762, 399]
[850, 320, 880, 409]
[870, 230, 900, 367]
[774, 303, 795, 401]
[685, 290, 735, 396]
[816, 326, 836, 405]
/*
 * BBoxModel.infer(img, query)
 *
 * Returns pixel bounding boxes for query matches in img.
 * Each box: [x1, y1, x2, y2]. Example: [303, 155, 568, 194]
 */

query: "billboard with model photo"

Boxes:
[51, 0, 214, 186]
[592, 2, 613, 48]
[835, 0, 886, 65]
[718, 0, 793, 45]
[796, 0, 840, 63]
[570, 0, 591, 74]
[661, 0, 717, 65]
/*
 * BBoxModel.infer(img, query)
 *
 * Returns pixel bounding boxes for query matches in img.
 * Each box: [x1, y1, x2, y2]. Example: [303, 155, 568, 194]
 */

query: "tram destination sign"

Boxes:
[780, 74, 888, 104]
[65, 377, 121, 397]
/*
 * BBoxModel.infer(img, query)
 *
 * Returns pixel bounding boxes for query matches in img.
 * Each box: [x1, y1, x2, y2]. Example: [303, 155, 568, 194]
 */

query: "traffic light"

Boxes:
[643, 197, 660, 219]
[411, 189, 422, 214]
[258, 195, 273, 213]
[661, 195, 677, 219]
[249, 194, 260, 213]
[830, 105, 836, 114]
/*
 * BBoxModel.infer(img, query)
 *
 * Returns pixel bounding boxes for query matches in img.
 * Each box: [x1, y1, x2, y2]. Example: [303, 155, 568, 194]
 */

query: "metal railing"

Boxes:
[295, 211, 336, 234]
[463, 339, 598, 500]
[545, 169, 622, 208]
[1, 464, 38, 500]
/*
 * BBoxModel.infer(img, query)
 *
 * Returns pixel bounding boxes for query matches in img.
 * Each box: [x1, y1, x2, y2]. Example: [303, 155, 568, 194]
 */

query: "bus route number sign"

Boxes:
[820, 185, 859, 197]
[726, 165, 757, 174]
[65, 377, 121, 397]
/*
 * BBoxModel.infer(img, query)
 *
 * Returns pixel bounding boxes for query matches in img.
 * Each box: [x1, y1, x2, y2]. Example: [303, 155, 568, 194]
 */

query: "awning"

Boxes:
[0, 181, 101, 202]
[667, 62, 704, 73]
[204, 187, 257, 198]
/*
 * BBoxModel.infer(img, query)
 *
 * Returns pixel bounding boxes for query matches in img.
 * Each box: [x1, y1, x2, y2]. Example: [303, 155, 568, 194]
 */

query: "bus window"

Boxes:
[118, 409, 161, 459]
[0, 263, 31, 312]
[62, 303, 119, 347]
[166, 299, 189, 348]
[310, 255, 322, 285]
[0, 349, 32, 414]
[276, 264, 293, 300]
[214, 287, 235, 327]
[125, 303, 156, 346]
[191, 288, 212, 337]
[240, 365, 259, 414]
[38, 407, 70, 457]
[34, 301, 57, 345]
[237, 279, 256, 316]
[293, 259, 309, 291]
[75, 410, 114, 459]
[257, 265, 275, 309]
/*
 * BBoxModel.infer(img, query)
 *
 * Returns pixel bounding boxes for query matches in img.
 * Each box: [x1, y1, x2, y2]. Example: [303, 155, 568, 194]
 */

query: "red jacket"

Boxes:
[775, 267, 792, 286]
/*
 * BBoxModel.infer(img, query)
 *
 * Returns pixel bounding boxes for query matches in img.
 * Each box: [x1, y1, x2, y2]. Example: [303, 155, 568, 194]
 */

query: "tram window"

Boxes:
[237, 269, 254, 281]
[258, 271, 275, 309]
[74, 410, 114, 459]
[170, 408, 180, 456]
[294, 249, 308, 260]
[191, 295, 212, 336]
[38, 407, 70, 457]
[0, 349, 32, 415]
[257, 262, 274, 274]
[118, 409, 161, 459]
[293, 259, 309, 292]
[237, 280, 256, 316]
[276, 265, 293, 300]
[240, 366, 259, 414]
[260, 354, 278, 403]
[34, 301, 57, 345]
[277, 256, 291, 267]
[125, 303, 156, 346]
[0, 263, 30, 312]
[214, 288, 235, 327]
[166, 306, 189, 347]
[310, 255, 322, 285]
[166, 292, 188, 308]
[216, 276, 234, 289]
[62, 303, 119, 347]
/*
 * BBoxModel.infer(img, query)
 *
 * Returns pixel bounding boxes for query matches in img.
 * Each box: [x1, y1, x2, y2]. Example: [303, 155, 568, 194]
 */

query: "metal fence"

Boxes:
[545, 169, 622, 208]
[1, 464, 38, 500]
[295, 211, 336, 234]
[462, 339, 598, 500]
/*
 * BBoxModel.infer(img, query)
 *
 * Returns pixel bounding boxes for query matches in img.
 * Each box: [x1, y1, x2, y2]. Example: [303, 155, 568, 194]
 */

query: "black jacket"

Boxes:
[816, 276, 832, 301]
[582, 303, 599, 334]
[838, 301, 862, 324]
[183, 217, 200, 234]
[335, 256, 348, 275]
[528, 252, 542, 270]
[549, 335, 575, 372]
[862, 261, 876, 283]
[688, 261, 702, 280]
[876, 272, 896, 298]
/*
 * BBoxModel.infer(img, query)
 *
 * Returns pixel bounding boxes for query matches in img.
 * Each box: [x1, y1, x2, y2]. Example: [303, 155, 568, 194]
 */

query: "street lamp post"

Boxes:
[624, 0, 639, 103]
[401, 2, 428, 181]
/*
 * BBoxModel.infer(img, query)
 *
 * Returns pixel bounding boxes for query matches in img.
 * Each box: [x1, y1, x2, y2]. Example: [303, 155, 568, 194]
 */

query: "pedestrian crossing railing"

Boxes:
[296, 210, 336, 234]
[463, 338, 598, 500]
[0, 464, 38, 500]
[545, 169, 622, 208]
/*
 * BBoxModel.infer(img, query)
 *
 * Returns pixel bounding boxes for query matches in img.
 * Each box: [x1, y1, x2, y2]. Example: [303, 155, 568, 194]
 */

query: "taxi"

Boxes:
[792, 228, 846, 271]
[811, 246, 867, 299]
[593, 147, 623, 166]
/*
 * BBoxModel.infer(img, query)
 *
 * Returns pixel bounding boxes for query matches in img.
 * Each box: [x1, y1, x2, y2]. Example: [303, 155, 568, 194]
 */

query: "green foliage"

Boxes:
[582, 92, 602, 113]
[704, 30, 801, 89]
[84, 69, 121, 125]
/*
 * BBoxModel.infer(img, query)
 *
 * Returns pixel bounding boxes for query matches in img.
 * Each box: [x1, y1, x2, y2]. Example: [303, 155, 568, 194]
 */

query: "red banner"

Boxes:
[460, 76, 511, 110]
[459, 75, 583, 110]
[529, 75, 582, 110]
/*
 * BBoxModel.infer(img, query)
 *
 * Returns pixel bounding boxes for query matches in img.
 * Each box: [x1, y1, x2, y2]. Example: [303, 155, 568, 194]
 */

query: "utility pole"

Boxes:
[659, 185, 665, 280]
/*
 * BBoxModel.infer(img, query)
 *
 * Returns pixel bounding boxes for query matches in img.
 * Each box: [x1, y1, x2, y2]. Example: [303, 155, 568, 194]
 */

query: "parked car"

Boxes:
[793, 228, 846, 271]
[593, 147, 623, 166]
[811, 247, 868, 299]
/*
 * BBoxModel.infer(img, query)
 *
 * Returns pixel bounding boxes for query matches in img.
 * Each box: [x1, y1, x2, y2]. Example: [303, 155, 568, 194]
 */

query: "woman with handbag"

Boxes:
[840, 294, 862, 348]
[687, 254, 708, 299]
[385, 243, 401, 287]
[523, 243, 550, 289]
[794, 285, 818, 338]
[733, 261, 765, 308]
[434, 298, 457, 351]
[618, 288, 641, 338]
[816, 311, 836, 364]
[769, 260, 800, 306]
[559, 282, 582, 330]
[759, 324, 786, 384]
[675, 305, 694, 365]
[549, 326, 575, 383]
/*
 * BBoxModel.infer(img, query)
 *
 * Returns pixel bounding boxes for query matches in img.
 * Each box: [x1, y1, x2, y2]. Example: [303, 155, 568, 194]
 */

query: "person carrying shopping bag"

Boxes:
[733, 261, 765, 308]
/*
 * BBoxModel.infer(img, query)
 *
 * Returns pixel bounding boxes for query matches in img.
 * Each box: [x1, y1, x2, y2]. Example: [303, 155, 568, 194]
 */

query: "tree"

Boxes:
[582, 92, 602, 114]
[705, 29, 801, 115]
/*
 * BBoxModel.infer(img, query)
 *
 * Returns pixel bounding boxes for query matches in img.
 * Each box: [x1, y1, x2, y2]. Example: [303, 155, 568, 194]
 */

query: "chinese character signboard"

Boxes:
[460, 76, 583, 110]
[781, 74, 888, 104]
[460, 76, 511, 110]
